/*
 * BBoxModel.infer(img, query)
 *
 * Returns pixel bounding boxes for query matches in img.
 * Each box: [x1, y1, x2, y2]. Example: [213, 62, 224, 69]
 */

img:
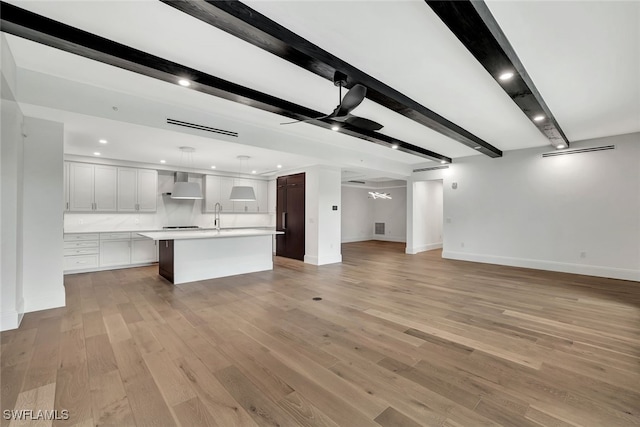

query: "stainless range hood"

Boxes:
[170, 172, 202, 200]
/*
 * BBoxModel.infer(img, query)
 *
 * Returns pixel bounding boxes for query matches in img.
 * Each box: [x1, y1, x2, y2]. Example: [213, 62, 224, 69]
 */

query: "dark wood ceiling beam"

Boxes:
[425, 0, 570, 148]
[160, 0, 502, 158]
[0, 1, 450, 163]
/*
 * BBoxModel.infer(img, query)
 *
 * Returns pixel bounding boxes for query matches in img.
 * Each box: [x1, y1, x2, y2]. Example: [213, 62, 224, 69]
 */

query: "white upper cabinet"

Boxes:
[136, 169, 157, 212]
[64, 162, 70, 211]
[68, 162, 155, 213]
[120, 168, 157, 212]
[93, 165, 118, 211]
[219, 177, 235, 213]
[255, 180, 268, 213]
[117, 167, 138, 212]
[203, 175, 221, 213]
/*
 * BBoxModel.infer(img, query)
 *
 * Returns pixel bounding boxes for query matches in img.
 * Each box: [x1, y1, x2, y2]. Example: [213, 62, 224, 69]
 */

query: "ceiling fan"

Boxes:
[281, 71, 383, 131]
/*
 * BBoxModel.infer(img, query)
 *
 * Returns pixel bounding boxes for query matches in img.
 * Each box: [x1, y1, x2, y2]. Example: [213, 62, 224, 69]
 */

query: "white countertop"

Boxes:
[137, 228, 284, 240]
[64, 226, 276, 234]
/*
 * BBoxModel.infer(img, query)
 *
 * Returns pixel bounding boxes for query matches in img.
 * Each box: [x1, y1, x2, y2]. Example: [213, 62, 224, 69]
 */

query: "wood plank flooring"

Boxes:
[2, 241, 639, 426]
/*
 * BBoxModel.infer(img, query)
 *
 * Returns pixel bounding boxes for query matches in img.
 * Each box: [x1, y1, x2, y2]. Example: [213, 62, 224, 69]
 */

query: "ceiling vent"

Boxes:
[167, 118, 238, 138]
[347, 180, 366, 184]
[542, 145, 615, 158]
[413, 165, 449, 173]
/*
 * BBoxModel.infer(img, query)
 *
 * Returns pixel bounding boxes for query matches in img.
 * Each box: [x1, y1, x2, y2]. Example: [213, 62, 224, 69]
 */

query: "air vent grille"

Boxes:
[413, 165, 449, 173]
[542, 145, 614, 158]
[167, 118, 238, 137]
[347, 180, 366, 184]
[374, 223, 385, 235]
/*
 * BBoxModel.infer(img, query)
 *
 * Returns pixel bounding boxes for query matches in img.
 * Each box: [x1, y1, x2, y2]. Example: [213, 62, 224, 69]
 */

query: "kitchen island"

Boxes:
[137, 229, 283, 284]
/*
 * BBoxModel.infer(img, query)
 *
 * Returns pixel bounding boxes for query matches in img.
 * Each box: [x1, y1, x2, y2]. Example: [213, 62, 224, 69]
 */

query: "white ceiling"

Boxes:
[3, 0, 638, 179]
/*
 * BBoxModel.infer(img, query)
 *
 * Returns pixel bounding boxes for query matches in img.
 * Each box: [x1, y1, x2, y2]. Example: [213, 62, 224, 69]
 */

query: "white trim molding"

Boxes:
[406, 242, 443, 255]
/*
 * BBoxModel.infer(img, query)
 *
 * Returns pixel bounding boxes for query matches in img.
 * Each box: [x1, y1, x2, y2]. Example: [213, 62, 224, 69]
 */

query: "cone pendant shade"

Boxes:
[229, 185, 256, 201]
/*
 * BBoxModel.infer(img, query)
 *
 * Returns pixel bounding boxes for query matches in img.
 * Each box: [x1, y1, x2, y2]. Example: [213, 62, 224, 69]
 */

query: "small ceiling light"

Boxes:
[440, 160, 447, 164]
[94, 152, 101, 156]
[474, 146, 481, 150]
[277, 164, 282, 169]
[557, 144, 565, 149]
[251, 170, 257, 174]
[99, 139, 108, 144]
[498, 72, 514, 81]
[210, 165, 216, 169]
[331, 125, 340, 131]
[391, 144, 399, 150]
[178, 79, 191, 87]
[160, 160, 166, 164]
[533, 115, 545, 122]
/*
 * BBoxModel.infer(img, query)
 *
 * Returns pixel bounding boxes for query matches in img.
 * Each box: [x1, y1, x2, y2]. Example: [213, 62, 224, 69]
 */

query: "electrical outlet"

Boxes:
[134, 218, 140, 225]
[580, 251, 587, 258]
[446, 218, 452, 224]
[79, 219, 84, 225]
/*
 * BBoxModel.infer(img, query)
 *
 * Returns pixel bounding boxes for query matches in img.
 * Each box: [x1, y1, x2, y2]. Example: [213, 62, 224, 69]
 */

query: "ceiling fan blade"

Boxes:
[335, 84, 367, 117]
[280, 114, 330, 125]
[345, 115, 383, 131]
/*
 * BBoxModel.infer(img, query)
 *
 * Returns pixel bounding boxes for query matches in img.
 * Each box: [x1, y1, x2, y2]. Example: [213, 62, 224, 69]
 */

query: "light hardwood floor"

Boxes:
[2, 241, 639, 426]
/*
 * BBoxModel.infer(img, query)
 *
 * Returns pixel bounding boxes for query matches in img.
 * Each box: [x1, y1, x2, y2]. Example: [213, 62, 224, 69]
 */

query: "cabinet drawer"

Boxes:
[64, 240, 99, 249]
[64, 254, 99, 270]
[64, 247, 99, 256]
[100, 232, 131, 240]
[64, 233, 99, 241]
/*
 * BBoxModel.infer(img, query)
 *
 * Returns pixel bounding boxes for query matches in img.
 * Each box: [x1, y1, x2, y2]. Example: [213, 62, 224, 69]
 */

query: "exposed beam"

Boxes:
[426, 0, 570, 149]
[0, 1, 451, 163]
[160, 0, 502, 158]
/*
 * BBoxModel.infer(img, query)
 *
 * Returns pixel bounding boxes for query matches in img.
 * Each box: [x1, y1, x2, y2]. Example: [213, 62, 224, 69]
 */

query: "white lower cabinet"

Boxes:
[131, 238, 157, 264]
[64, 232, 158, 273]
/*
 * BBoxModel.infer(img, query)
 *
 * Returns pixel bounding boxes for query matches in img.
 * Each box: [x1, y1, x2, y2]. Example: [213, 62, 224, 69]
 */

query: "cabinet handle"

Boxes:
[282, 212, 287, 229]
[165, 241, 168, 248]
[66, 202, 69, 210]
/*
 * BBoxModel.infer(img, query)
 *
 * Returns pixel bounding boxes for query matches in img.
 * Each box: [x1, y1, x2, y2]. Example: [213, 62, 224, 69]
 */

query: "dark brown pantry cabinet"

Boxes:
[276, 173, 305, 260]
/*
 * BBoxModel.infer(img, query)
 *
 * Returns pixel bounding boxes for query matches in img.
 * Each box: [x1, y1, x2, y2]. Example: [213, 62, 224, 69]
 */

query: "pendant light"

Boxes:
[171, 146, 203, 200]
[229, 155, 256, 201]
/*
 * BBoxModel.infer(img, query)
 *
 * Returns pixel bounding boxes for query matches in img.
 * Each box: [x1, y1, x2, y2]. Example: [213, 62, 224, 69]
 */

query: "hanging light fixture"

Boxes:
[368, 191, 392, 200]
[171, 146, 203, 199]
[229, 155, 256, 201]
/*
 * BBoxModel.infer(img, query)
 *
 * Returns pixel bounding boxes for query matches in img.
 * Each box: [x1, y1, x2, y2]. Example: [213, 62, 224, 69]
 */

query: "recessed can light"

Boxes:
[251, 170, 257, 174]
[277, 164, 282, 168]
[94, 152, 101, 156]
[178, 79, 191, 87]
[474, 146, 481, 150]
[99, 139, 108, 144]
[533, 115, 545, 122]
[557, 144, 565, 149]
[210, 165, 216, 169]
[440, 160, 447, 164]
[498, 72, 514, 81]
[160, 160, 166, 164]
[391, 144, 398, 149]
[331, 125, 339, 131]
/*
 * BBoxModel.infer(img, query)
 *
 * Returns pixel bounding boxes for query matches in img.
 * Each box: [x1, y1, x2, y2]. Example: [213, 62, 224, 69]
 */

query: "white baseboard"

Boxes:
[442, 251, 640, 282]
[372, 236, 406, 243]
[406, 242, 443, 254]
[24, 292, 66, 313]
[1, 310, 21, 331]
[304, 254, 342, 265]
[341, 236, 373, 243]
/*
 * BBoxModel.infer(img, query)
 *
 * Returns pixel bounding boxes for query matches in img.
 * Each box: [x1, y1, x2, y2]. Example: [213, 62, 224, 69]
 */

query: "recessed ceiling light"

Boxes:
[533, 115, 545, 122]
[99, 139, 108, 144]
[277, 164, 282, 168]
[93, 152, 101, 156]
[474, 146, 481, 150]
[557, 144, 565, 149]
[391, 144, 398, 149]
[210, 165, 216, 169]
[331, 125, 339, 131]
[251, 170, 257, 174]
[498, 72, 514, 81]
[440, 160, 447, 164]
[178, 79, 191, 87]
[160, 160, 166, 164]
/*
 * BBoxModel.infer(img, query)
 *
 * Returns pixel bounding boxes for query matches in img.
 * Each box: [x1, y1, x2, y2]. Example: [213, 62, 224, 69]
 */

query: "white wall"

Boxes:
[22, 117, 65, 312]
[412, 133, 640, 281]
[407, 180, 443, 254]
[1, 34, 25, 330]
[305, 166, 342, 265]
[341, 186, 373, 242]
[64, 172, 275, 232]
[341, 184, 407, 243]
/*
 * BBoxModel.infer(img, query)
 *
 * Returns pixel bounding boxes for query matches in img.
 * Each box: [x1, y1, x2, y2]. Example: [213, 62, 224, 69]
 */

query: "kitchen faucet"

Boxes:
[214, 203, 222, 231]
